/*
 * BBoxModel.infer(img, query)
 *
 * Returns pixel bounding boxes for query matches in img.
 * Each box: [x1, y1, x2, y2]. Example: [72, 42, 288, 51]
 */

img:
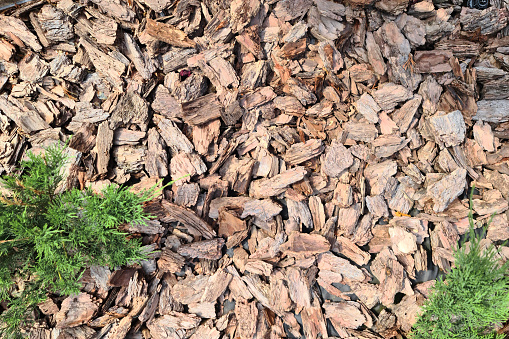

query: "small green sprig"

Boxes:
[411, 189, 509, 339]
[0, 143, 160, 338]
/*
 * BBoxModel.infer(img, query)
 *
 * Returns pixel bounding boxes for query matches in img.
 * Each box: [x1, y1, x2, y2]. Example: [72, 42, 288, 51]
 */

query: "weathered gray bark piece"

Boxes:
[365, 160, 398, 195]
[109, 91, 150, 131]
[427, 168, 467, 213]
[90, 0, 135, 22]
[37, 5, 74, 44]
[157, 118, 194, 155]
[80, 38, 125, 90]
[474, 100, 509, 123]
[146, 128, 168, 178]
[284, 139, 324, 165]
[428, 110, 466, 147]
[123, 33, 153, 80]
[354, 93, 381, 123]
[321, 139, 353, 177]
[181, 93, 223, 126]
[0, 95, 49, 134]
[392, 95, 422, 133]
[0, 15, 42, 51]
[372, 83, 413, 111]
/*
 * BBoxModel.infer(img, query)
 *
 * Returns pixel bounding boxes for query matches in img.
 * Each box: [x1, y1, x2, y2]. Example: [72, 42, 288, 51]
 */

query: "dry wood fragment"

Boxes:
[177, 238, 225, 260]
[273, 96, 306, 116]
[75, 9, 117, 45]
[324, 301, 367, 330]
[38, 298, 59, 315]
[157, 248, 185, 274]
[366, 195, 389, 218]
[413, 50, 452, 73]
[284, 139, 324, 165]
[174, 183, 200, 207]
[241, 274, 272, 310]
[0, 15, 42, 51]
[189, 320, 221, 339]
[372, 83, 413, 111]
[392, 95, 422, 133]
[428, 110, 466, 147]
[460, 7, 509, 35]
[234, 299, 258, 339]
[287, 198, 313, 230]
[436, 39, 481, 58]
[274, 0, 313, 21]
[344, 122, 379, 142]
[337, 203, 362, 237]
[427, 168, 467, 213]
[285, 266, 312, 309]
[250, 166, 307, 198]
[283, 78, 317, 106]
[0, 95, 49, 134]
[240, 61, 269, 91]
[487, 214, 509, 242]
[472, 189, 508, 216]
[170, 152, 206, 183]
[393, 294, 425, 333]
[157, 118, 193, 155]
[301, 296, 328, 338]
[181, 93, 223, 126]
[19, 52, 49, 82]
[123, 33, 153, 80]
[160, 200, 216, 239]
[474, 100, 509, 123]
[80, 38, 125, 90]
[69, 123, 96, 153]
[371, 247, 413, 306]
[55, 293, 99, 328]
[355, 93, 381, 123]
[112, 128, 145, 146]
[280, 232, 330, 259]
[473, 120, 495, 152]
[317, 252, 366, 284]
[244, 260, 273, 276]
[321, 139, 354, 178]
[241, 199, 282, 221]
[146, 128, 168, 178]
[36, 5, 74, 44]
[109, 91, 149, 131]
[144, 18, 196, 48]
[419, 75, 442, 116]
[334, 236, 371, 266]
[366, 31, 386, 76]
[365, 160, 398, 196]
[112, 145, 145, 173]
[332, 182, 353, 208]
[150, 311, 201, 332]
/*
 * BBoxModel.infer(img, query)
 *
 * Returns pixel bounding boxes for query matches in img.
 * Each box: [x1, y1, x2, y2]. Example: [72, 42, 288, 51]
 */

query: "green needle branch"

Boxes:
[0, 143, 162, 338]
[411, 189, 509, 339]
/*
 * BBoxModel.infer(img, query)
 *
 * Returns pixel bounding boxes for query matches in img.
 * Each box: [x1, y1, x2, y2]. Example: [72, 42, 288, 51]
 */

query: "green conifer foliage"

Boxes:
[411, 193, 509, 339]
[0, 143, 156, 337]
